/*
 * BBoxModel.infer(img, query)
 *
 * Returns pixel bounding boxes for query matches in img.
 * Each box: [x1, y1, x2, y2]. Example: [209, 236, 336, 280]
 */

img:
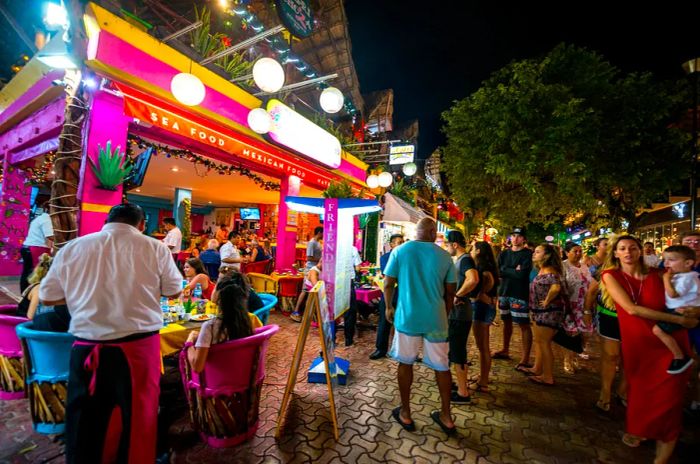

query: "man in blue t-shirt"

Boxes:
[384, 218, 458, 435]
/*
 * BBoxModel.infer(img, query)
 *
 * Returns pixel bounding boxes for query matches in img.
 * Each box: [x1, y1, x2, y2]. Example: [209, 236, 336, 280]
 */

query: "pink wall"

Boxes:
[0, 161, 31, 276]
[77, 90, 131, 235]
[275, 176, 301, 271]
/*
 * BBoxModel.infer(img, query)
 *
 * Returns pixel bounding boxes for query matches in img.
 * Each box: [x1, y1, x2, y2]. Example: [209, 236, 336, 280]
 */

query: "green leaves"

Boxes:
[89, 141, 133, 191]
[442, 43, 689, 232]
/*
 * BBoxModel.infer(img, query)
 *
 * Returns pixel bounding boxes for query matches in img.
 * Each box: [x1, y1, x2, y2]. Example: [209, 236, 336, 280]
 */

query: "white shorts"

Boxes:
[389, 331, 450, 371]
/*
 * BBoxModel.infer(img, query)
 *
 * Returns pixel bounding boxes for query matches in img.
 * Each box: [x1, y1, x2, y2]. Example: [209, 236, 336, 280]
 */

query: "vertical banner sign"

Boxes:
[275, 0, 314, 38]
[277, 282, 339, 440]
[322, 199, 353, 319]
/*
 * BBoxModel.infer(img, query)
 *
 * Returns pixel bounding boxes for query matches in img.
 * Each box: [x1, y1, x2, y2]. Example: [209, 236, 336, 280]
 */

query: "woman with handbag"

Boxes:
[601, 234, 698, 461]
[521, 244, 565, 386]
[562, 242, 594, 373]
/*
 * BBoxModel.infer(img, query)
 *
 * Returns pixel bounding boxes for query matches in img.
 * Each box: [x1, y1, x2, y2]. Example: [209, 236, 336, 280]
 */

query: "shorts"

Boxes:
[656, 308, 683, 334]
[448, 319, 473, 365]
[498, 297, 530, 325]
[473, 301, 496, 324]
[597, 309, 620, 341]
[532, 306, 564, 329]
[389, 330, 450, 371]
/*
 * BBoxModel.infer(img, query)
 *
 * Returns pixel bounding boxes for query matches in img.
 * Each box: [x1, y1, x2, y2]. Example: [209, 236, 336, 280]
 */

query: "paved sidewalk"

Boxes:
[1, 308, 698, 463]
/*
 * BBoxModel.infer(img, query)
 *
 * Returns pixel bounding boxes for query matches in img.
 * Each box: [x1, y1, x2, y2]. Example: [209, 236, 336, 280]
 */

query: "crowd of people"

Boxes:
[379, 219, 700, 463]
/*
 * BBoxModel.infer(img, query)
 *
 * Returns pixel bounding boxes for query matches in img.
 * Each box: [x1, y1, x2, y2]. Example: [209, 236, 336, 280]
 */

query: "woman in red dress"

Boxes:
[601, 235, 698, 463]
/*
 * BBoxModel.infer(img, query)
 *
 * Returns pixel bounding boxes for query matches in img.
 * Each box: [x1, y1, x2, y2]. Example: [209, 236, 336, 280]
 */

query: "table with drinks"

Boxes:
[159, 280, 216, 357]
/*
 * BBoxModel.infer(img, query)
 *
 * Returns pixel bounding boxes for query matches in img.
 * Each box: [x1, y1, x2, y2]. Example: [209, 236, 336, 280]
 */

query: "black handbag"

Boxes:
[553, 328, 584, 353]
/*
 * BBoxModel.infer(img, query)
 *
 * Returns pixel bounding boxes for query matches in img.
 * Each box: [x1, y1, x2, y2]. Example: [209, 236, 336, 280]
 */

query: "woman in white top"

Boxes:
[562, 242, 594, 373]
[290, 262, 322, 322]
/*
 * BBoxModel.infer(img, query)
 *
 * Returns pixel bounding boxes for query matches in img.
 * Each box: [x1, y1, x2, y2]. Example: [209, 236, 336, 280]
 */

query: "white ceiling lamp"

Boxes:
[253, 57, 285, 93]
[366, 174, 379, 189]
[247, 108, 273, 134]
[402, 162, 417, 176]
[378, 171, 393, 188]
[44, 1, 69, 31]
[170, 72, 206, 106]
[319, 87, 344, 114]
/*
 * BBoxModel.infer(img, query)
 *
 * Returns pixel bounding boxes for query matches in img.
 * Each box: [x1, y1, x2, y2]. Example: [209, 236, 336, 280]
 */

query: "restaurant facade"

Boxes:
[0, 3, 368, 276]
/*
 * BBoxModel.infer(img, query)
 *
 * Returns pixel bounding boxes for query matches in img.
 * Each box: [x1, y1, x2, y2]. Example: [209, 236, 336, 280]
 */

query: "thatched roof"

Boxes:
[363, 89, 393, 133]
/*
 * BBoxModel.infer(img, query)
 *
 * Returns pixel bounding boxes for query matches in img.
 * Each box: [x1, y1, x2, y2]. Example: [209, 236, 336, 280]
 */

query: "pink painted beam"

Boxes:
[93, 31, 251, 130]
[7, 98, 65, 163]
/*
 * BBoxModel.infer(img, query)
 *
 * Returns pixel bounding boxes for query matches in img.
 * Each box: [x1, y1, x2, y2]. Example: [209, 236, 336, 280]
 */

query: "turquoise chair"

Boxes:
[253, 294, 277, 325]
[16, 321, 75, 434]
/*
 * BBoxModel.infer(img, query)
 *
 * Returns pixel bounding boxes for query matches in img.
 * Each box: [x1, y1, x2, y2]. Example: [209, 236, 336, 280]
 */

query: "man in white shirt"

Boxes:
[219, 231, 246, 271]
[162, 217, 182, 253]
[20, 203, 54, 292]
[40, 203, 182, 464]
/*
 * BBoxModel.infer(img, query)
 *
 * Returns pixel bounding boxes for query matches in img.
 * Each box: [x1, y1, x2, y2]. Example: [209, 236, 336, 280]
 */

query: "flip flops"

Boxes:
[431, 410, 457, 435]
[622, 433, 646, 448]
[514, 363, 533, 374]
[595, 399, 610, 413]
[391, 407, 416, 432]
[528, 376, 555, 386]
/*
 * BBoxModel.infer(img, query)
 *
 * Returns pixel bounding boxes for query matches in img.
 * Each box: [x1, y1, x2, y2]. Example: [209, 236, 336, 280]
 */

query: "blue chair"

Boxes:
[254, 294, 277, 325]
[16, 321, 75, 434]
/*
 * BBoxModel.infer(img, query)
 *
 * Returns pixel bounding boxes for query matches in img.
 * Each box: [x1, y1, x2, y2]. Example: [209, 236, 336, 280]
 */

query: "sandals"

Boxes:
[514, 363, 533, 374]
[595, 399, 610, 413]
[391, 407, 416, 432]
[614, 393, 628, 408]
[491, 351, 511, 360]
[528, 376, 555, 386]
[430, 410, 457, 435]
[469, 383, 490, 393]
[622, 433, 645, 448]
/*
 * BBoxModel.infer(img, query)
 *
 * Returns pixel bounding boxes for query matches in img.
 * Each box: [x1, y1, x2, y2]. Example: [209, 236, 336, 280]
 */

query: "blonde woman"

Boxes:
[19, 253, 70, 331]
[601, 234, 699, 460]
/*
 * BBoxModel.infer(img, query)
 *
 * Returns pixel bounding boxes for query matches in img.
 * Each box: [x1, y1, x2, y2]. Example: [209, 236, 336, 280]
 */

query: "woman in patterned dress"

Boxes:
[562, 242, 594, 373]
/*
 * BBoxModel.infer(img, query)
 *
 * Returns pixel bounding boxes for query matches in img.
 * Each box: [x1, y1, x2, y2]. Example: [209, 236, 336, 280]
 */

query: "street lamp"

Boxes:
[683, 58, 699, 230]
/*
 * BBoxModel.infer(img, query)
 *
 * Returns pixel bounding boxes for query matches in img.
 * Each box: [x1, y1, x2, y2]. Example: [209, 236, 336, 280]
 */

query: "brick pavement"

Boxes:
[1, 311, 699, 463]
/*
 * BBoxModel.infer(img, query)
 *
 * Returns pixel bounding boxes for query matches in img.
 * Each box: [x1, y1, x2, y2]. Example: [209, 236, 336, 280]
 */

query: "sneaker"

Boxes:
[290, 312, 302, 322]
[667, 357, 694, 375]
[450, 391, 472, 404]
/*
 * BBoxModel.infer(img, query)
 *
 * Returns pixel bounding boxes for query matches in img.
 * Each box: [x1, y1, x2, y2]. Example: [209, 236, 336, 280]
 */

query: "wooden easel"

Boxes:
[276, 282, 339, 440]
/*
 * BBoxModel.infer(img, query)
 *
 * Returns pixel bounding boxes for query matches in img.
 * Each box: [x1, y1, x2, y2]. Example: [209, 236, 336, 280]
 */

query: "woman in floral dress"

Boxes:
[562, 242, 594, 373]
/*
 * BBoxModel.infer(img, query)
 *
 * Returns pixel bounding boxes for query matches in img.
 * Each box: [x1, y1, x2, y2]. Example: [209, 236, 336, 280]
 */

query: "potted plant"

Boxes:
[88, 141, 133, 191]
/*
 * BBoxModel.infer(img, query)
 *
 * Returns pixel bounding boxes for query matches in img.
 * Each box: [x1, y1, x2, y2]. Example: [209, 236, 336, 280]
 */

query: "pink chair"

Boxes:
[179, 325, 279, 447]
[0, 314, 29, 400]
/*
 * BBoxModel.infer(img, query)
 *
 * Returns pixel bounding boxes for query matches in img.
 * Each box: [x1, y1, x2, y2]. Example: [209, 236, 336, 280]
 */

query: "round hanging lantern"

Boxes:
[247, 108, 273, 134]
[378, 171, 393, 188]
[170, 73, 206, 106]
[252, 57, 285, 93]
[366, 174, 379, 189]
[319, 87, 344, 113]
[486, 227, 499, 237]
[402, 162, 417, 176]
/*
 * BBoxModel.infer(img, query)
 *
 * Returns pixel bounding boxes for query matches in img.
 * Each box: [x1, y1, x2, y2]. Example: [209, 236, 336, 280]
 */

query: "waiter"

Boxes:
[20, 202, 54, 292]
[40, 203, 182, 463]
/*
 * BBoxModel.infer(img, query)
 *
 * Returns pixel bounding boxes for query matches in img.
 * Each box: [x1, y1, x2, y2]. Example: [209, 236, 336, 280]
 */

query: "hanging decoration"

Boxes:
[89, 141, 133, 191]
[180, 197, 192, 243]
[24, 151, 58, 185]
[126, 135, 280, 191]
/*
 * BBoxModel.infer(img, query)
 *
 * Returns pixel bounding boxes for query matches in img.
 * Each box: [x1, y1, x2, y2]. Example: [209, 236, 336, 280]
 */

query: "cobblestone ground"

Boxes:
[1, 310, 699, 463]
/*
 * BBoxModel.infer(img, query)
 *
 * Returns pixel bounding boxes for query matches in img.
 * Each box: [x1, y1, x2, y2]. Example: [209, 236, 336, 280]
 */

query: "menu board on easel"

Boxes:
[276, 281, 339, 440]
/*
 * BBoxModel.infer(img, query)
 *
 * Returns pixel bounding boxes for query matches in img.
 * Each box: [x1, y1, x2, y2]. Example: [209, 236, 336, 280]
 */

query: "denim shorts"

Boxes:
[498, 297, 530, 325]
[473, 300, 496, 324]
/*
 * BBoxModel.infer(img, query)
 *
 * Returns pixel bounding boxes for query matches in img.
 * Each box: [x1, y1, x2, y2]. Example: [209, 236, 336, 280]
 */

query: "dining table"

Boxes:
[355, 285, 383, 304]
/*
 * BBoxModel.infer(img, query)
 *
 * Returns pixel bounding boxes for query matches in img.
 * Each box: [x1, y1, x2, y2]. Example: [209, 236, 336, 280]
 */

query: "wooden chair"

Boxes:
[0, 314, 28, 400]
[16, 321, 75, 434]
[179, 325, 279, 447]
[246, 273, 279, 295]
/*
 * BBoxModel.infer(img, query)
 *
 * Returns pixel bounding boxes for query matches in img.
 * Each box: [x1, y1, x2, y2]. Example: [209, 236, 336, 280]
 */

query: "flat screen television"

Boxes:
[123, 147, 153, 190]
[240, 207, 260, 220]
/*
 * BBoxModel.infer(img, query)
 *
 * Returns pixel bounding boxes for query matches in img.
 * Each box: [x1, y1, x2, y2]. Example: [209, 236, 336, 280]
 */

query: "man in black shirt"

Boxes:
[493, 227, 533, 371]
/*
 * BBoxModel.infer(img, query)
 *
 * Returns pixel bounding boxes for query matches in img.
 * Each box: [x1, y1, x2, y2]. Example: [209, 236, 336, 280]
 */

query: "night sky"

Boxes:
[345, 0, 700, 159]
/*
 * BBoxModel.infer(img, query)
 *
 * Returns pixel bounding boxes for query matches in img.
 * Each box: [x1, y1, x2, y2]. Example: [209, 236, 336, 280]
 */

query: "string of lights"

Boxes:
[126, 135, 281, 191]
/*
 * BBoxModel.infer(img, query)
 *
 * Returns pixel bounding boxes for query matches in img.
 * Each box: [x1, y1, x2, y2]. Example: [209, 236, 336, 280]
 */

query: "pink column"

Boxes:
[77, 90, 131, 236]
[0, 159, 32, 276]
[275, 175, 301, 271]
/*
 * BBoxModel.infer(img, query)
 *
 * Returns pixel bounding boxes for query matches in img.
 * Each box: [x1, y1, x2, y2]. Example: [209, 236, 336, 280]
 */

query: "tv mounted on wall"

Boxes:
[240, 207, 261, 220]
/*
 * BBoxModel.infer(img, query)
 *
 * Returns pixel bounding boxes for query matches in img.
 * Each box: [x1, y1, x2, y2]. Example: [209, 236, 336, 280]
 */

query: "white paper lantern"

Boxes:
[402, 162, 417, 176]
[253, 57, 285, 93]
[366, 174, 379, 189]
[170, 73, 205, 106]
[319, 87, 344, 113]
[247, 108, 273, 134]
[378, 171, 393, 188]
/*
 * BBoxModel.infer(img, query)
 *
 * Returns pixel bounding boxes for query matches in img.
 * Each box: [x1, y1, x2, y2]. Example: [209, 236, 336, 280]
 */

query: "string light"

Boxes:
[126, 135, 280, 191]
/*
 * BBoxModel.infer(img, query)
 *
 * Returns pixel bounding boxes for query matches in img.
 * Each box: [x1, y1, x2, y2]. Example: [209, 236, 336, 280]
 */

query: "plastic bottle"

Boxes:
[194, 283, 203, 300]
[160, 297, 169, 326]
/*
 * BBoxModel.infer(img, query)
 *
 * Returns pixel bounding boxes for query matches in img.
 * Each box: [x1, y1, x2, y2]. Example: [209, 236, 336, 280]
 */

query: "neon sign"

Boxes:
[266, 99, 342, 169]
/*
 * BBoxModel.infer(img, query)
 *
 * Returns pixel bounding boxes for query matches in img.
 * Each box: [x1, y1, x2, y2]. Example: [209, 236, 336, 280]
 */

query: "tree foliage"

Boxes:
[442, 44, 689, 232]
